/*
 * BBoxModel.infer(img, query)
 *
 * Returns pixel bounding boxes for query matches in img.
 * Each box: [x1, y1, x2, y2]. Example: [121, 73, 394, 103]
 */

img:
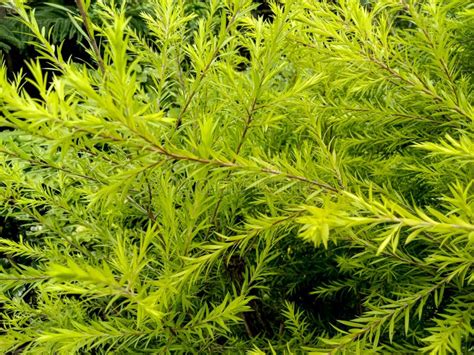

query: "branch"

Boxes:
[75, 0, 105, 74]
[151, 145, 339, 193]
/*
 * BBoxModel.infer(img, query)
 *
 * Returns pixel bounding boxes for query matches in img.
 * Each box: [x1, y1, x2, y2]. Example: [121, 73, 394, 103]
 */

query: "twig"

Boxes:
[151, 145, 339, 193]
[75, 0, 105, 74]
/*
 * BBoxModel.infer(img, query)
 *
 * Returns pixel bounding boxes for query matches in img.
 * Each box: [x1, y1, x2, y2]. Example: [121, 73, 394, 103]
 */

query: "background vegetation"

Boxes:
[0, 0, 473, 353]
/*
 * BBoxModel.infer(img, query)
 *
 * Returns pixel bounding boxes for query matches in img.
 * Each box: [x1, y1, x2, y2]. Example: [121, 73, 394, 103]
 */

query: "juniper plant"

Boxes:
[0, 0, 472, 353]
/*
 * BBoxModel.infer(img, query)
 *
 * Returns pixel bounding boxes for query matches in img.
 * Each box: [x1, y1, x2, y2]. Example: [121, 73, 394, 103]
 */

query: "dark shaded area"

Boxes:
[252, 0, 277, 21]
[0, 216, 22, 242]
[216, 236, 362, 341]
[267, 240, 361, 337]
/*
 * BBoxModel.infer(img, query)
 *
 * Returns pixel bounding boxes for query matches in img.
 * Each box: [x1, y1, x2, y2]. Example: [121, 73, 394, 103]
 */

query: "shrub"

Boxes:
[0, 0, 473, 353]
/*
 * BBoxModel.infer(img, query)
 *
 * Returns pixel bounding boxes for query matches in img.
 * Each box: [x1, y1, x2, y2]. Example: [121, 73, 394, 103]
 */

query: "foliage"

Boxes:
[0, 1, 81, 52]
[0, 0, 473, 353]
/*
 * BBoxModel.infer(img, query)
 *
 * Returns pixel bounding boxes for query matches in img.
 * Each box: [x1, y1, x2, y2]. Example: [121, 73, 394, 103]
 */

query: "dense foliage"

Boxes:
[0, 0, 473, 353]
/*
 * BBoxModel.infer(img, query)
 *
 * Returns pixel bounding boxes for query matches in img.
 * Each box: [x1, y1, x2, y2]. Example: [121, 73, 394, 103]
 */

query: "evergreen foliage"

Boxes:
[0, 0, 473, 353]
[1, 0, 83, 52]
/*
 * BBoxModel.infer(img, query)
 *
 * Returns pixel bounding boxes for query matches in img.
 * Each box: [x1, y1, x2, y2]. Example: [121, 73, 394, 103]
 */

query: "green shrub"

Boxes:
[0, 0, 472, 353]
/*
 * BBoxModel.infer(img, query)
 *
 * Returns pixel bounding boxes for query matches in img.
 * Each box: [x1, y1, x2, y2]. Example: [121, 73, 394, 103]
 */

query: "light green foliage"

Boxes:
[0, 0, 473, 353]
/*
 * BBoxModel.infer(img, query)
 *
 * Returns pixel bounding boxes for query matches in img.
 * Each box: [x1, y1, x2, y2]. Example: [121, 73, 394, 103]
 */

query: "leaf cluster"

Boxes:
[0, 0, 473, 353]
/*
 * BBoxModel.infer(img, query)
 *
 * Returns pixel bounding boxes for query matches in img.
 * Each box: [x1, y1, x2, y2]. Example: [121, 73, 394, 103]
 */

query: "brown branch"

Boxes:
[367, 56, 471, 120]
[80, 122, 339, 193]
[209, 97, 260, 228]
[151, 145, 339, 192]
[174, 11, 240, 129]
[75, 0, 105, 74]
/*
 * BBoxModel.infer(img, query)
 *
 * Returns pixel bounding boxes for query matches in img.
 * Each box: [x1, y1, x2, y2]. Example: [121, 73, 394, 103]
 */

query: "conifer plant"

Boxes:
[0, 0, 473, 353]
